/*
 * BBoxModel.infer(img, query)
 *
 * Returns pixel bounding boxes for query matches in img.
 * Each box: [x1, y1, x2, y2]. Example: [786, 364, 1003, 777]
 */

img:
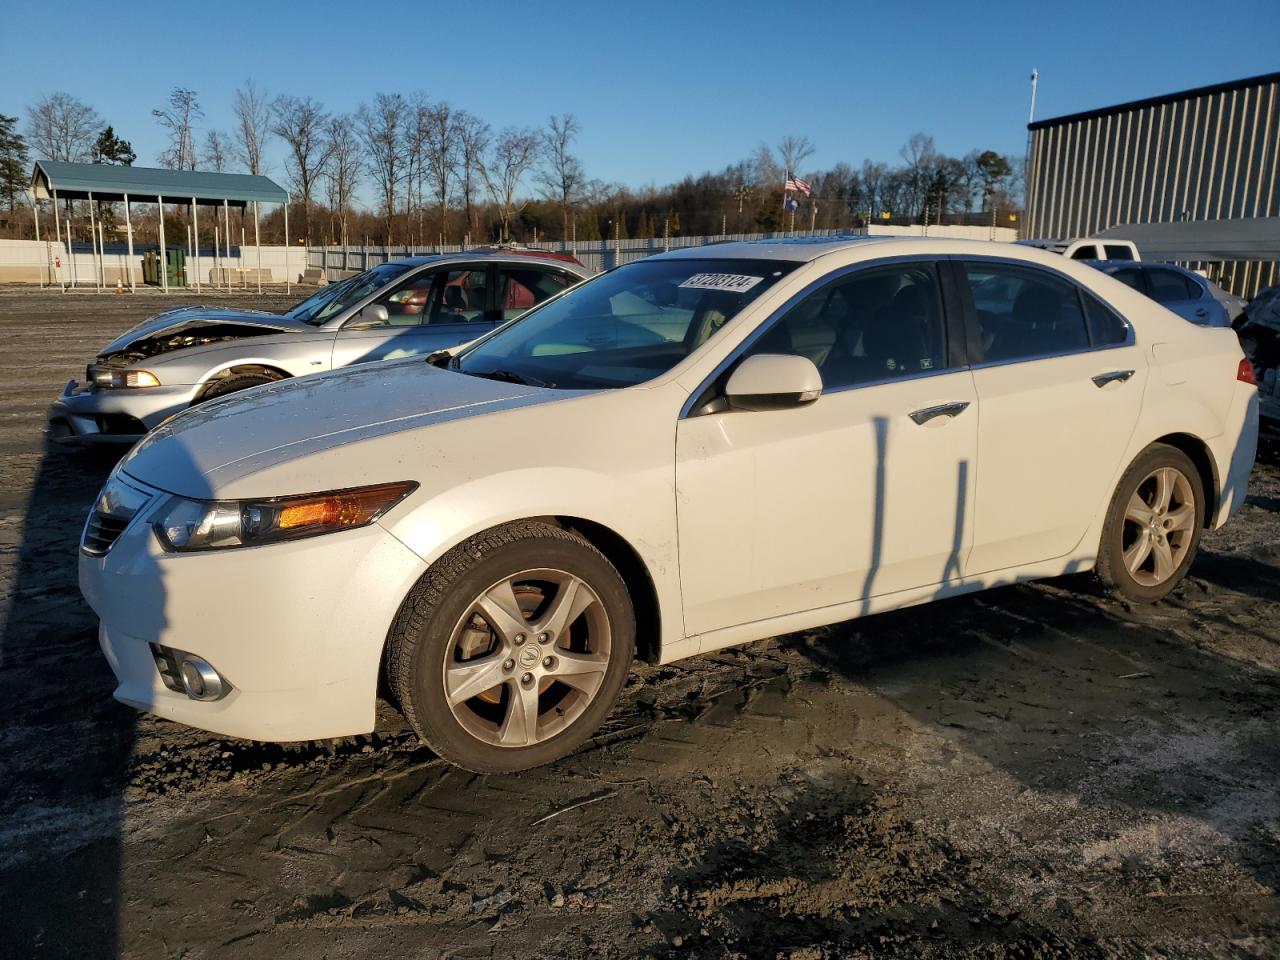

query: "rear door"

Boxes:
[957, 258, 1147, 575]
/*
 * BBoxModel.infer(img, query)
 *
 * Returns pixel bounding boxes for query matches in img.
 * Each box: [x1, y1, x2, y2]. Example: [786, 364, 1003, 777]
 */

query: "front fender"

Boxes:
[379, 465, 685, 656]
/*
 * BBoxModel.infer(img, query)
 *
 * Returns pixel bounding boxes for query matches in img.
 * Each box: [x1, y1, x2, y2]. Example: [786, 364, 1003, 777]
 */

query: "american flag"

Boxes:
[784, 174, 812, 196]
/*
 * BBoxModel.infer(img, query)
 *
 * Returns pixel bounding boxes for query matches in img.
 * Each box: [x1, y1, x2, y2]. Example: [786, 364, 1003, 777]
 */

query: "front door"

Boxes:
[957, 259, 1147, 575]
[331, 265, 496, 368]
[675, 261, 979, 638]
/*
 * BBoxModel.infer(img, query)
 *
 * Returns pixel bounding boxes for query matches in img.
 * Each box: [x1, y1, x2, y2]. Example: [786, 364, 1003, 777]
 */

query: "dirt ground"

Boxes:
[0, 287, 1277, 960]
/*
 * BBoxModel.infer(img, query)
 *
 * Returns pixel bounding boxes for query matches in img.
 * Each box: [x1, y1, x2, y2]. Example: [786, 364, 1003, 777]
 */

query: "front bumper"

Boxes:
[79, 474, 429, 741]
[49, 379, 199, 445]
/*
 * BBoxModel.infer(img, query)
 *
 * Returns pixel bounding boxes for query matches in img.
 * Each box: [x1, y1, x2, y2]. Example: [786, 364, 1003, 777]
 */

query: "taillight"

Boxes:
[1237, 357, 1257, 385]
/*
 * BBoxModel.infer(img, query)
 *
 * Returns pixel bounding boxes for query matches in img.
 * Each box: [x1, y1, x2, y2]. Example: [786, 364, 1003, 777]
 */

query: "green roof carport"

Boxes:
[28, 160, 291, 293]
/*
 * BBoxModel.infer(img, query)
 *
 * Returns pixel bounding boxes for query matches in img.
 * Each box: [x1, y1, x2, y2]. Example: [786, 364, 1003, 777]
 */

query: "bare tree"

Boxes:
[777, 135, 815, 180]
[536, 113, 584, 241]
[271, 95, 332, 243]
[423, 101, 458, 243]
[25, 92, 101, 161]
[404, 93, 431, 244]
[153, 88, 202, 170]
[232, 80, 271, 175]
[356, 93, 408, 242]
[324, 114, 362, 246]
[202, 130, 229, 172]
[479, 127, 540, 242]
[455, 110, 490, 241]
[899, 133, 936, 216]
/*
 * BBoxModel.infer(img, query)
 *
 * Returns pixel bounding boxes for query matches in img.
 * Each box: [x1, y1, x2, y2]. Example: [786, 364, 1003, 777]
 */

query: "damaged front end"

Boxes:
[89, 322, 283, 378]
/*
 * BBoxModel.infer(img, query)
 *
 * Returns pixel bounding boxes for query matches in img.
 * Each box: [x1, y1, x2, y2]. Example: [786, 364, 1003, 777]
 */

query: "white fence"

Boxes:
[0, 238, 303, 287]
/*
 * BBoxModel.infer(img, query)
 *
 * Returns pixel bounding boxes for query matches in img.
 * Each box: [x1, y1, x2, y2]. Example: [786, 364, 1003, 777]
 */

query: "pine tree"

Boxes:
[0, 114, 28, 212]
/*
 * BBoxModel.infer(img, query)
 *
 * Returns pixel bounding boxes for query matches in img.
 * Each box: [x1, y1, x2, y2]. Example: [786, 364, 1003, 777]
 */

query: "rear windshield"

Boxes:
[455, 258, 798, 389]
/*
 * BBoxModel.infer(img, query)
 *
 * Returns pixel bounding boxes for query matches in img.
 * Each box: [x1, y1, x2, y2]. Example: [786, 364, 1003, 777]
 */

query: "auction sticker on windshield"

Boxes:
[678, 273, 764, 293]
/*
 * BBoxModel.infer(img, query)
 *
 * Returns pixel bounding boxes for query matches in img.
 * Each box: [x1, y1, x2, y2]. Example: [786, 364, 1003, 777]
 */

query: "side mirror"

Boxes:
[724, 353, 823, 412]
[346, 304, 389, 329]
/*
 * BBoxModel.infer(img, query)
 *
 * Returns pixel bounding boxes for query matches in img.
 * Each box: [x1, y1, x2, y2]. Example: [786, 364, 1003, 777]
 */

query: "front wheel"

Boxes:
[386, 521, 634, 773]
[1095, 443, 1205, 602]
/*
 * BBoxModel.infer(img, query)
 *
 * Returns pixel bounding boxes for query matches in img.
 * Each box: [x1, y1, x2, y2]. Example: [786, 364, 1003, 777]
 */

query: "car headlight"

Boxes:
[153, 481, 418, 552]
[89, 366, 162, 388]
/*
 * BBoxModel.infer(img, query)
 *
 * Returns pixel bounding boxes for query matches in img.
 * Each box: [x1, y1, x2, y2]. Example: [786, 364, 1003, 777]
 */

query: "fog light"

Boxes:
[179, 656, 227, 701]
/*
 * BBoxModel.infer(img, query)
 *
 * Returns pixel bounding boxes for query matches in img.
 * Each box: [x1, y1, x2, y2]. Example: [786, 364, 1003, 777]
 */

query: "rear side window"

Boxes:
[1146, 268, 1200, 304]
[1070, 244, 1098, 260]
[1082, 293, 1129, 346]
[496, 267, 576, 321]
[962, 262, 1090, 362]
[1104, 244, 1136, 261]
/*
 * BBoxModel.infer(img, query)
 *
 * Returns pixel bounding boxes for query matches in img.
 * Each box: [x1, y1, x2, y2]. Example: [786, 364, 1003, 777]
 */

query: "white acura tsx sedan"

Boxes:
[80, 237, 1259, 772]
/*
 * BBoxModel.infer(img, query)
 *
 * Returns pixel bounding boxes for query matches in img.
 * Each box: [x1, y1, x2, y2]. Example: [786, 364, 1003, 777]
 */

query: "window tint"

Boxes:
[1104, 244, 1135, 261]
[962, 262, 1090, 362]
[495, 267, 576, 321]
[741, 263, 947, 390]
[427, 268, 489, 324]
[1083, 293, 1129, 346]
[1145, 268, 1200, 304]
[1070, 244, 1098, 260]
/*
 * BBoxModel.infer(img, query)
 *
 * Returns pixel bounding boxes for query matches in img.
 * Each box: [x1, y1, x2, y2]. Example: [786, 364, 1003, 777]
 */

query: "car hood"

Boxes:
[120, 359, 558, 498]
[99, 305, 311, 358]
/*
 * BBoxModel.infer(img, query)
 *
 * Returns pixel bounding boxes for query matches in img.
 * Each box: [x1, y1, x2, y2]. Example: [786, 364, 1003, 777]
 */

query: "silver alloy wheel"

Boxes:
[1122, 466, 1196, 587]
[442, 568, 612, 748]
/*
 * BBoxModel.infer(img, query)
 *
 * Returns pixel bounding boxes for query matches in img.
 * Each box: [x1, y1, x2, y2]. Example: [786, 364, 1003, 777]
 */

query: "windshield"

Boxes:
[454, 257, 797, 389]
[288, 262, 413, 326]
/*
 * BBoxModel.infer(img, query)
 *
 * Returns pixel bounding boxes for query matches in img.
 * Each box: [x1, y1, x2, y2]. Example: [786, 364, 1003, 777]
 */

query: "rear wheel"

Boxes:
[1095, 444, 1204, 602]
[386, 521, 634, 773]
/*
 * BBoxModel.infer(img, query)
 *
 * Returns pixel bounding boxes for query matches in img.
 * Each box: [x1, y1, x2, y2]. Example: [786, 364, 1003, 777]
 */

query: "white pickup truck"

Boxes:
[1016, 238, 1141, 262]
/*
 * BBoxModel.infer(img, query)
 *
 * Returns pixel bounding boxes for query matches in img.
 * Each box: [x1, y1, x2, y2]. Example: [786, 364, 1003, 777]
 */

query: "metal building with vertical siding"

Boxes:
[1025, 72, 1280, 297]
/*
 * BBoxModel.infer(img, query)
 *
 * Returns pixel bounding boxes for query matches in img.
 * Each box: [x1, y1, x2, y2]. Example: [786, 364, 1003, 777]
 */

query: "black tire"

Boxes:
[386, 520, 635, 773]
[195, 372, 282, 403]
[1095, 443, 1205, 603]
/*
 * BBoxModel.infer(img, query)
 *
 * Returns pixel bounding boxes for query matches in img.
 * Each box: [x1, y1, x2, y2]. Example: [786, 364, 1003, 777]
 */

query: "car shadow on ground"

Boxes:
[0, 439, 132, 959]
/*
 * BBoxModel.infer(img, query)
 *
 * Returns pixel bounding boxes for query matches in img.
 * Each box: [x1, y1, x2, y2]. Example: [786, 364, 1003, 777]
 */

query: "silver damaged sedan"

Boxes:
[50, 252, 589, 445]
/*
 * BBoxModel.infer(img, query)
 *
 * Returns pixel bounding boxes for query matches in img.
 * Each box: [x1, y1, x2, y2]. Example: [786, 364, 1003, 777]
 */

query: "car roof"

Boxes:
[648, 235, 1092, 267]
[650, 235, 941, 263]
[390, 252, 591, 275]
[1090, 260, 1196, 278]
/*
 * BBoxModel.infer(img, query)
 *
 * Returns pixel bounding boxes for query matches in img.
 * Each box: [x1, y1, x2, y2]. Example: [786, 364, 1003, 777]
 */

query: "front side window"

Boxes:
[1146, 268, 1200, 304]
[739, 263, 948, 390]
[962, 262, 1090, 363]
[426, 268, 489, 324]
[373, 270, 437, 325]
[290, 262, 411, 326]
[496, 267, 577, 321]
[1070, 244, 1099, 260]
[455, 258, 798, 389]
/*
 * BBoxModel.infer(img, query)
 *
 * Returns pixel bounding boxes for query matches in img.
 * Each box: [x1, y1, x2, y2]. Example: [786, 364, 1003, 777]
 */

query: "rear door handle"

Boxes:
[909, 401, 970, 425]
[1092, 369, 1135, 388]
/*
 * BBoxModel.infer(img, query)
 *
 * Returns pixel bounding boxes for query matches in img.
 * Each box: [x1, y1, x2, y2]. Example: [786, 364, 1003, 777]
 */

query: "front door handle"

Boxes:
[909, 401, 970, 425]
[1092, 369, 1135, 388]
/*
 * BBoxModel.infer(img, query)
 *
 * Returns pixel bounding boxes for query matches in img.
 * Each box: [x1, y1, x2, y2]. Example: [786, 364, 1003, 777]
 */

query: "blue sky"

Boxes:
[3, 0, 1277, 196]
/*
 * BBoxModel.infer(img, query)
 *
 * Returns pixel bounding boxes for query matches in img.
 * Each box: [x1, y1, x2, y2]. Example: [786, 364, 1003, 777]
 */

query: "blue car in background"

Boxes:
[1089, 260, 1243, 328]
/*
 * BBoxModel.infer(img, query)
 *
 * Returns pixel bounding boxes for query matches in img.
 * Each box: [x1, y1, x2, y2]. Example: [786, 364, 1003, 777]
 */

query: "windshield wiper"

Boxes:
[467, 368, 549, 388]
